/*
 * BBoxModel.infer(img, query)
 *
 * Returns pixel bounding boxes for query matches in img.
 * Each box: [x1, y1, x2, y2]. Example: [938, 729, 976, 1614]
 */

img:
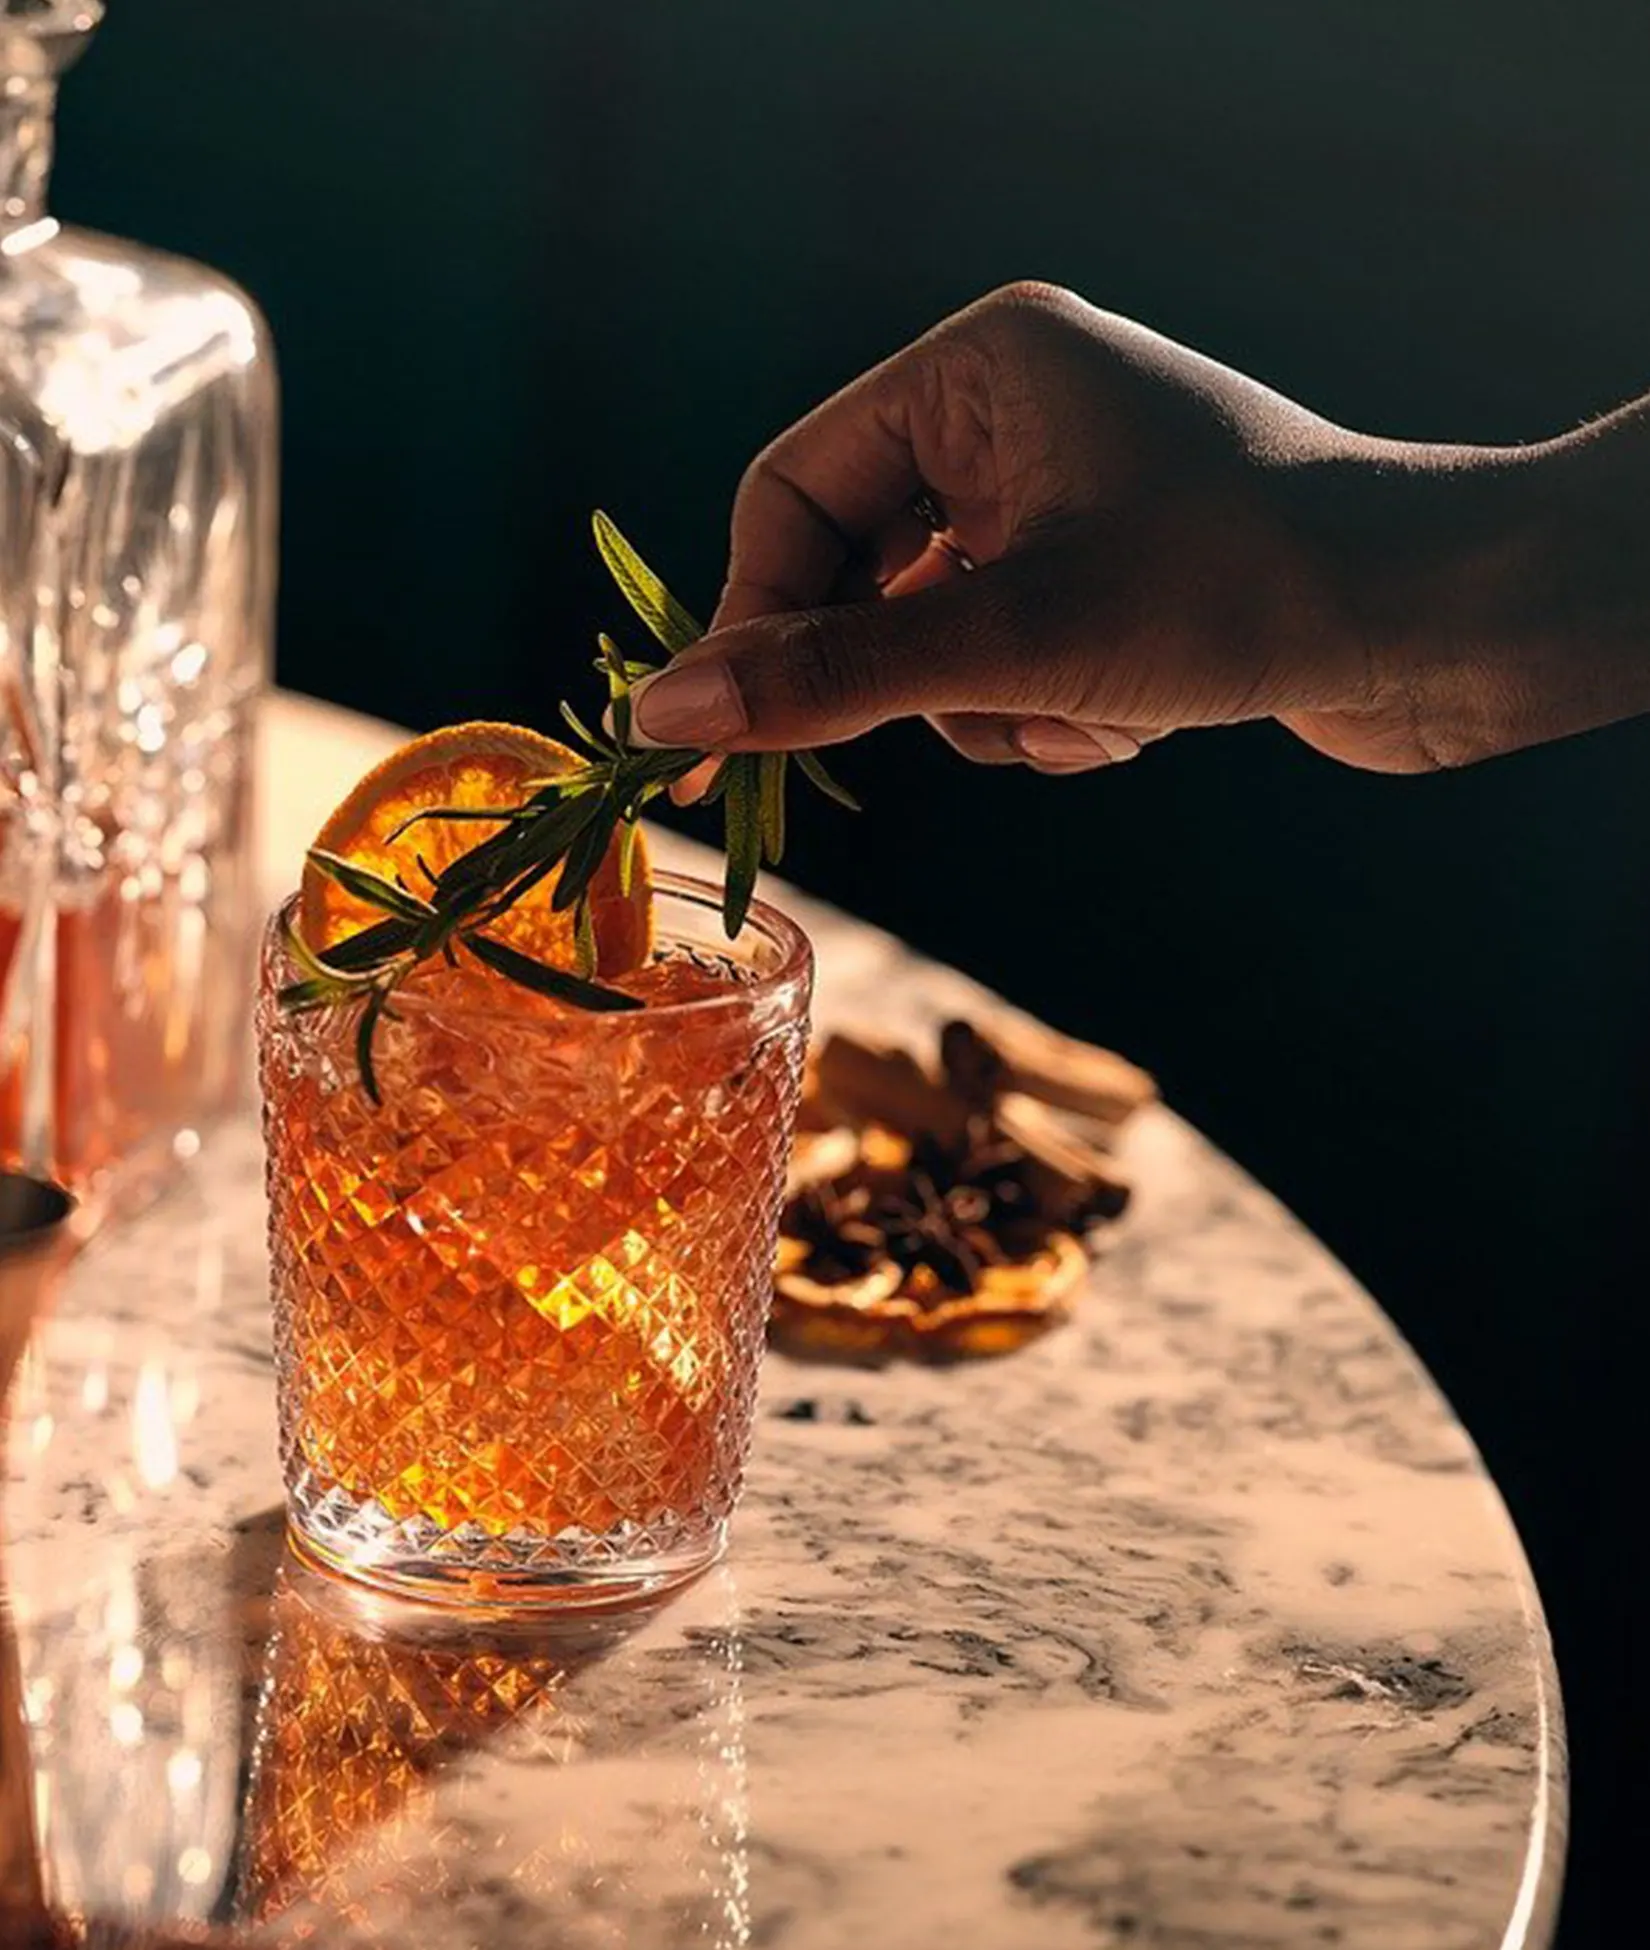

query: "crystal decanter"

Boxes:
[0, 2, 277, 1213]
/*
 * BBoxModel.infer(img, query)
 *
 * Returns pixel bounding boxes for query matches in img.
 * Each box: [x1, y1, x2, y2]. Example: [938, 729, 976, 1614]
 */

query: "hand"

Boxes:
[621, 282, 1650, 777]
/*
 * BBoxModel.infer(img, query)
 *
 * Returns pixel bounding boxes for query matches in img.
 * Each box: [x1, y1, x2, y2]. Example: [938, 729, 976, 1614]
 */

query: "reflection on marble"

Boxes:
[1, 1170, 76, 1945]
[0, 824, 1564, 1949]
[235, 1546, 748, 1950]
[19, 1546, 241, 1928]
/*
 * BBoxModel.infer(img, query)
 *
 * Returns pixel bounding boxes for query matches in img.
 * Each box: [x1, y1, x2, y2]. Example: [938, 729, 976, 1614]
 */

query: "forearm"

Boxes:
[1531, 396, 1650, 687]
[1303, 402, 1650, 765]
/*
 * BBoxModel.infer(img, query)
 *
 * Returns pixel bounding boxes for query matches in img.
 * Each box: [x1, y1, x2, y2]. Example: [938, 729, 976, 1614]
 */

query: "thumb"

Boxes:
[624, 550, 1090, 751]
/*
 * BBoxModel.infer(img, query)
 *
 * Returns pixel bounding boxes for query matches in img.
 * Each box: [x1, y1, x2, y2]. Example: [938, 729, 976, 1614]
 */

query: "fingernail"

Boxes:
[627, 661, 748, 749]
[1014, 720, 1141, 766]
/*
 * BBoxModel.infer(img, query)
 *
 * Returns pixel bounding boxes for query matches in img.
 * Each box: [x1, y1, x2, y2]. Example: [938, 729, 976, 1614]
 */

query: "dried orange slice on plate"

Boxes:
[298, 721, 653, 978]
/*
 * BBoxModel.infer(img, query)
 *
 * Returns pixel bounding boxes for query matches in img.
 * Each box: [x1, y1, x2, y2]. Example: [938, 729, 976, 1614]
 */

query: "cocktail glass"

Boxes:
[257, 872, 811, 1605]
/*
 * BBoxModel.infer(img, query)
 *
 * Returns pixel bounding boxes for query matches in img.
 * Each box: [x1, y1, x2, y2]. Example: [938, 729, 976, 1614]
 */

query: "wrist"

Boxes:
[1304, 427, 1650, 763]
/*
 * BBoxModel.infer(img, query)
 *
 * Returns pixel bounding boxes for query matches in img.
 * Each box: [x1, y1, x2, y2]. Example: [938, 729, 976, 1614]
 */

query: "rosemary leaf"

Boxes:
[285, 908, 410, 984]
[758, 752, 787, 865]
[466, 933, 642, 1012]
[552, 794, 621, 913]
[795, 749, 862, 812]
[306, 850, 436, 924]
[621, 748, 706, 789]
[599, 634, 635, 745]
[470, 848, 572, 928]
[723, 755, 762, 938]
[598, 633, 652, 693]
[318, 916, 422, 974]
[355, 984, 395, 1106]
[434, 789, 600, 908]
[387, 803, 534, 844]
[278, 976, 341, 1012]
[462, 787, 613, 926]
[559, 700, 615, 757]
[592, 510, 703, 655]
[281, 909, 342, 985]
[590, 653, 659, 682]
[573, 894, 598, 977]
[521, 769, 607, 796]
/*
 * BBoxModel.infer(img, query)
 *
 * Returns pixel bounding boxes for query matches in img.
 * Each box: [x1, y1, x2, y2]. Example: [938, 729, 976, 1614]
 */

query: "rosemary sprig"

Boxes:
[280, 512, 859, 1097]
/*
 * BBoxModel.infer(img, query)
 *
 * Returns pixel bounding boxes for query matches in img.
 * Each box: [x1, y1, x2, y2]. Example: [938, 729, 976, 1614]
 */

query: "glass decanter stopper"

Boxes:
[0, 2, 277, 1215]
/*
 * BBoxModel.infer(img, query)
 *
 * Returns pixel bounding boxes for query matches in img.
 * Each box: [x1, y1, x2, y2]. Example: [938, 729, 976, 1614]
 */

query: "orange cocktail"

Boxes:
[258, 873, 811, 1603]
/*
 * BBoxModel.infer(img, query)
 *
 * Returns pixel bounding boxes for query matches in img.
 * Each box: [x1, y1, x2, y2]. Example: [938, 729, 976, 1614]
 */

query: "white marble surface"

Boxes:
[0, 692, 1564, 1949]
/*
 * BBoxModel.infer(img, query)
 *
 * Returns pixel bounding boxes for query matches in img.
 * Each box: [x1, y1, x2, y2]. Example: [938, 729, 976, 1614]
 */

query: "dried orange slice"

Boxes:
[299, 721, 652, 977]
[772, 1229, 1088, 1362]
[902, 1232, 1089, 1357]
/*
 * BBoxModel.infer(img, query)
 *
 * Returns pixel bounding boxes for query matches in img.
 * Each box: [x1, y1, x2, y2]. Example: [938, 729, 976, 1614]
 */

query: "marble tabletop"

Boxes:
[0, 692, 1564, 1950]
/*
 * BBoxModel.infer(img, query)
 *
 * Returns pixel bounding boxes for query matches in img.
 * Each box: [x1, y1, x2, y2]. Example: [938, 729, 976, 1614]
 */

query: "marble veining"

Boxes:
[0, 710, 1564, 1949]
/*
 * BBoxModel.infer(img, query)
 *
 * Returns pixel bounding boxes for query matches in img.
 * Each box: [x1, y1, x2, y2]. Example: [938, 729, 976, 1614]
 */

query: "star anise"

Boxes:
[782, 1119, 1060, 1307]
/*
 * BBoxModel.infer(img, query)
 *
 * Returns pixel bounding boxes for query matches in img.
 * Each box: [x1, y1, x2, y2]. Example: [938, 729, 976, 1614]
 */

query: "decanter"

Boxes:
[0, 2, 277, 1214]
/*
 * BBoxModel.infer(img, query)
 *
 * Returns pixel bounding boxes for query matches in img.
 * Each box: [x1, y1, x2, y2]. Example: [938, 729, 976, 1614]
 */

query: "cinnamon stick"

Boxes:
[812, 1034, 972, 1148]
[994, 1091, 1132, 1226]
[954, 1015, 1155, 1124]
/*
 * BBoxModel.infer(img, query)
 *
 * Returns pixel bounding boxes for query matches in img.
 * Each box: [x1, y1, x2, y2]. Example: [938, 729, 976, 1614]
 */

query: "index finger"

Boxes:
[713, 353, 925, 631]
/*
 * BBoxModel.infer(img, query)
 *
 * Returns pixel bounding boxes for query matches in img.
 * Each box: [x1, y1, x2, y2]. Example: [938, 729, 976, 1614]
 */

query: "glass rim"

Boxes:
[267, 869, 813, 1034]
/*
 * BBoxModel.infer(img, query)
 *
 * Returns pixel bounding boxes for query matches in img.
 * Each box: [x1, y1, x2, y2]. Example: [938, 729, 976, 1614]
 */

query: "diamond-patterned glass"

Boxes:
[257, 878, 810, 1602]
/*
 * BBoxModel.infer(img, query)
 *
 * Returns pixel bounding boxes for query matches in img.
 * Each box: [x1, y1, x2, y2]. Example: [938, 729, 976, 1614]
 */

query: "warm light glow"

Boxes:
[0, 217, 61, 257]
[177, 1845, 214, 1886]
[105, 1575, 139, 1643]
[132, 1361, 178, 1488]
[135, 704, 167, 754]
[109, 1644, 144, 1690]
[170, 641, 208, 685]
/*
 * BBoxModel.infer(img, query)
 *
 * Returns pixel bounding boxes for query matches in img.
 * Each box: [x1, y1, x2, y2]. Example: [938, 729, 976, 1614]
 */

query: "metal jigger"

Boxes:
[0, 1171, 74, 1946]
[0, 1171, 74, 1394]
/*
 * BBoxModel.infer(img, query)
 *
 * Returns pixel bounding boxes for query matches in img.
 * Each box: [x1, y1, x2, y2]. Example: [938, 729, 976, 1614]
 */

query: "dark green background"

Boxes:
[56, 4, 1647, 1939]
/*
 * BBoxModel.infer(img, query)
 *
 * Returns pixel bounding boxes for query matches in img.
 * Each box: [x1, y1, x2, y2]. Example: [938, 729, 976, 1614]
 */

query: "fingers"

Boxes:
[931, 714, 1152, 773]
[713, 302, 1014, 631]
[825, 518, 968, 610]
[629, 549, 1087, 750]
[1012, 720, 1144, 770]
[928, 713, 1027, 764]
[713, 359, 927, 631]
[880, 532, 974, 599]
[672, 718, 1146, 796]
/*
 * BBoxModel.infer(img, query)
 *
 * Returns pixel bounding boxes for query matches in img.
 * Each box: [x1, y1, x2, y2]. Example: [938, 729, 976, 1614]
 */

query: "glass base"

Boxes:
[284, 1474, 727, 1612]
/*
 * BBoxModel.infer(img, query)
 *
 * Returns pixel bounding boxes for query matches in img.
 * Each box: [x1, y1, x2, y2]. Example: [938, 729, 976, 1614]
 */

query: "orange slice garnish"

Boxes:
[299, 721, 652, 978]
